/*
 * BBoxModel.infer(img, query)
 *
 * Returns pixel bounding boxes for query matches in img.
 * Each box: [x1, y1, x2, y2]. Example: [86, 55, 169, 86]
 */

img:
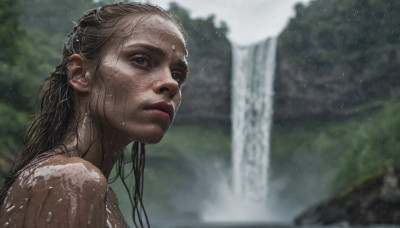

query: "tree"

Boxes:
[0, 0, 31, 176]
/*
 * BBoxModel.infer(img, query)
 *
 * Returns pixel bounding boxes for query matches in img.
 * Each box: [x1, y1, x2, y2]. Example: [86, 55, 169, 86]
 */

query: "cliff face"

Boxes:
[273, 0, 400, 121]
[168, 5, 232, 126]
[174, 54, 231, 125]
[177, 0, 400, 125]
[269, 1, 400, 223]
[274, 46, 400, 121]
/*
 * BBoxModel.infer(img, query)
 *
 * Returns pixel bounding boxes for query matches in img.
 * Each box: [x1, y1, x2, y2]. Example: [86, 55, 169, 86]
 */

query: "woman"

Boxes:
[0, 2, 188, 227]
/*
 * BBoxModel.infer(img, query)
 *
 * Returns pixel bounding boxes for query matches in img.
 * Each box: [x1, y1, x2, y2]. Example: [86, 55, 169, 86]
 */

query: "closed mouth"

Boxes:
[145, 101, 174, 121]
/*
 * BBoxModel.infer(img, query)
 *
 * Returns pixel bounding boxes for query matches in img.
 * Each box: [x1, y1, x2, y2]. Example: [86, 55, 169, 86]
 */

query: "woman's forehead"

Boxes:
[115, 14, 185, 43]
[104, 14, 187, 56]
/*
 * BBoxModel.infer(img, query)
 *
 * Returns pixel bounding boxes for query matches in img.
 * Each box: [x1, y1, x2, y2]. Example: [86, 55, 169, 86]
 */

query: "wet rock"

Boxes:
[294, 166, 400, 226]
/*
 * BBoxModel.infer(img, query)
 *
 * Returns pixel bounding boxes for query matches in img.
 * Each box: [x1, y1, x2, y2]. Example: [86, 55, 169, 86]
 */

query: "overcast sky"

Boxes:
[138, 0, 311, 45]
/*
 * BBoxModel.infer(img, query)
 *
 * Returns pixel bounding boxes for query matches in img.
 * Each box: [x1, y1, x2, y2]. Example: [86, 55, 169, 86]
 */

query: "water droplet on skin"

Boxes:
[6, 205, 15, 213]
[122, 121, 125, 125]
[57, 198, 63, 203]
[46, 211, 53, 223]
[171, 44, 176, 50]
[4, 195, 13, 209]
[4, 222, 9, 227]
[107, 219, 112, 227]
[87, 204, 94, 225]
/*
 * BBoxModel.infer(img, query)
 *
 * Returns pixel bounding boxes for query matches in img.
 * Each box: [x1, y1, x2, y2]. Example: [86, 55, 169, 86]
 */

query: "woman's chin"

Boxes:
[129, 128, 166, 144]
[139, 134, 164, 144]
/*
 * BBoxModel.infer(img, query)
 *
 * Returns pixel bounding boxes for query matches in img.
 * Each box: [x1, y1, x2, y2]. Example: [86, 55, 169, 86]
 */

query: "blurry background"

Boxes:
[1, 0, 400, 226]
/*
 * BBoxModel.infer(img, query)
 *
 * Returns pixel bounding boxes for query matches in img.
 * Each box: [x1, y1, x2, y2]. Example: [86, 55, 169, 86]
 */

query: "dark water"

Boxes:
[152, 221, 400, 228]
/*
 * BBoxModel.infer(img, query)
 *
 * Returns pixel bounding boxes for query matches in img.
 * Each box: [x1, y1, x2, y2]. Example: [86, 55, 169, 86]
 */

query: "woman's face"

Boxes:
[90, 14, 187, 144]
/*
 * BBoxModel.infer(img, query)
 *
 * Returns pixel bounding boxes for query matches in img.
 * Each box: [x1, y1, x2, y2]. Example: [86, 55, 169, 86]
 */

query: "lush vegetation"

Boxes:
[270, 0, 400, 215]
[335, 98, 400, 187]
[0, 0, 40, 174]
[168, 3, 230, 65]
[1, 0, 400, 222]
[270, 97, 400, 210]
[0, 0, 100, 175]
[280, 0, 400, 80]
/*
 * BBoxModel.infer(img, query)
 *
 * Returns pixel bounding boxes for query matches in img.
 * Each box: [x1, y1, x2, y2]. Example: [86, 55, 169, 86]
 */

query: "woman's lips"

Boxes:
[145, 101, 174, 121]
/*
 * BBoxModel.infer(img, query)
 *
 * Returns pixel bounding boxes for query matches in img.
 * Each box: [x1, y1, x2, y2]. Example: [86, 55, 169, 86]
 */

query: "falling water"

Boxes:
[232, 37, 277, 205]
[201, 37, 277, 222]
[232, 38, 276, 203]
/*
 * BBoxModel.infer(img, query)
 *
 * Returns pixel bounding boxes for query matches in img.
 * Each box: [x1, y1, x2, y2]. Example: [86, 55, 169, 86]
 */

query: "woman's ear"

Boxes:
[67, 54, 93, 93]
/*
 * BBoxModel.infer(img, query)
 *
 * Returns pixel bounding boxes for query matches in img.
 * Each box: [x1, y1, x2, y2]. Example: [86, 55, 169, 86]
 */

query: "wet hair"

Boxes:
[0, 2, 186, 227]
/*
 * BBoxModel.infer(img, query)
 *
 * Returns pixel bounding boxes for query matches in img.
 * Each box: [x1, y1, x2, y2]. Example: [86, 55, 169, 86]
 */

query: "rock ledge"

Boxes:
[294, 166, 400, 226]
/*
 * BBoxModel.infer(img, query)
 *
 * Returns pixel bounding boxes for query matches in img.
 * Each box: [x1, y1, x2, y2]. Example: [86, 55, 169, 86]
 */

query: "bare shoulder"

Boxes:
[1, 155, 108, 227]
[16, 155, 108, 190]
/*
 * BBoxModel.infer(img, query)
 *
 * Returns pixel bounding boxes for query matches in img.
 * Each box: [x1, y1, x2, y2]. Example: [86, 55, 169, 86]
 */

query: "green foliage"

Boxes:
[168, 2, 231, 65]
[20, 0, 99, 74]
[270, 97, 400, 210]
[339, 169, 383, 198]
[0, 0, 100, 153]
[0, 102, 28, 154]
[271, 0, 400, 212]
[0, 0, 25, 64]
[270, 115, 358, 205]
[335, 98, 400, 189]
[280, 0, 400, 80]
[0, 0, 36, 154]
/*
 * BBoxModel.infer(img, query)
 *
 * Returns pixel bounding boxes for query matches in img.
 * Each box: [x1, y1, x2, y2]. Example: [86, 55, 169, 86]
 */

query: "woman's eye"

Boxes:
[171, 72, 186, 85]
[131, 56, 150, 67]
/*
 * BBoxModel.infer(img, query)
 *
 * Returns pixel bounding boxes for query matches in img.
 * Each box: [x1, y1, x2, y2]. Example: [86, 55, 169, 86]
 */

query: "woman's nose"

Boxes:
[153, 68, 179, 99]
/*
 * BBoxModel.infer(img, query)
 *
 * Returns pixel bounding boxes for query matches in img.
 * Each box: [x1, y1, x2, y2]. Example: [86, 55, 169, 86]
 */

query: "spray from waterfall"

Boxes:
[201, 37, 277, 221]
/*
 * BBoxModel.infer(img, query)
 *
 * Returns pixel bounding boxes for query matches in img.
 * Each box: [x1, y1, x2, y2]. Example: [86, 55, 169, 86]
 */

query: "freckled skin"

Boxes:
[0, 14, 187, 228]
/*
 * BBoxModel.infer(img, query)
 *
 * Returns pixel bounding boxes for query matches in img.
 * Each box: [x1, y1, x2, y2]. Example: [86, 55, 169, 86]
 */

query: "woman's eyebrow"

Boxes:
[125, 43, 167, 57]
[176, 59, 188, 71]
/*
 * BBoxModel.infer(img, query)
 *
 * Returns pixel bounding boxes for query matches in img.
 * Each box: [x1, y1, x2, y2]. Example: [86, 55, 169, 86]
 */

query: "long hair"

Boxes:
[0, 2, 186, 227]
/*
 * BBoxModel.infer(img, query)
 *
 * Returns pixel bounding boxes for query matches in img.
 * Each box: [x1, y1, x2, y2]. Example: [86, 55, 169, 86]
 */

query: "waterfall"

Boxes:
[232, 37, 277, 203]
[201, 37, 277, 221]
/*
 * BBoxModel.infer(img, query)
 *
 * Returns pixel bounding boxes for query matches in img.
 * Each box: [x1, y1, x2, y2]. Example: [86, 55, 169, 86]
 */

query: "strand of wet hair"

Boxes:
[131, 142, 150, 227]
[118, 142, 149, 227]
[138, 143, 149, 226]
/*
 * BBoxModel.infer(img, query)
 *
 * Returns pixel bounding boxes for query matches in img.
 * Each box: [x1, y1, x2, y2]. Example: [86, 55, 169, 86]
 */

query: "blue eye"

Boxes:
[172, 72, 186, 85]
[130, 55, 150, 67]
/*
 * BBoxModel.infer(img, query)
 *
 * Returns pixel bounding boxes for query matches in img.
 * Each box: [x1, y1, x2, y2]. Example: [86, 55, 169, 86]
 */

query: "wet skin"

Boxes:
[0, 14, 187, 227]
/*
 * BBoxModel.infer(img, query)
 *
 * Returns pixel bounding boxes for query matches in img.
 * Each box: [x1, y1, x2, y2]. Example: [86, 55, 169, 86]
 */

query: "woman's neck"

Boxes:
[62, 111, 130, 178]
